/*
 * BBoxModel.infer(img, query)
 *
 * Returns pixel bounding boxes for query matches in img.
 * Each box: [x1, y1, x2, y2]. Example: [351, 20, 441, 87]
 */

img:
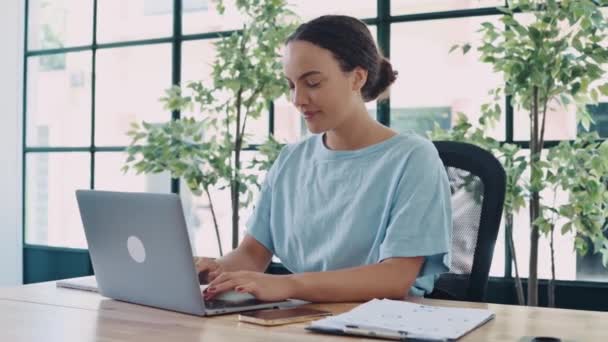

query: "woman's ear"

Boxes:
[352, 67, 368, 92]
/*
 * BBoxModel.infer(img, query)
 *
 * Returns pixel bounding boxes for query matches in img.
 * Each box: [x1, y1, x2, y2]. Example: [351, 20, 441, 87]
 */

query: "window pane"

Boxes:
[512, 13, 574, 141]
[288, 0, 376, 20]
[97, 0, 173, 43]
[490, 220, 506, 277]
[25, 152, 90, 248]
[513, 10, 608, 141]
[183, 0, 246, 35]
[26, 52, 92, 147]
[95, 44, 172, 146]
[585, 8, 608, 139]
[390, 16, 505, 140]
[94, 152, 171, 193]
[507, 149, 594, 282]
[183, 151, 263, 257]
[513, 100, 577, 141]
[182, 40, 216, 84]
[513, 92, 588, 143]
[392, 0, 504, 15]
[512, 190, 578, 281]
[182, 40, 269, 144]
[27, 0, 93, 50]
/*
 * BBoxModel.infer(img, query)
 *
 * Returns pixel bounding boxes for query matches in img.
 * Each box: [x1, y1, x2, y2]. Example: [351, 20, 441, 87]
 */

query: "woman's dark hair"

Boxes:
[286, 15, 397, 102]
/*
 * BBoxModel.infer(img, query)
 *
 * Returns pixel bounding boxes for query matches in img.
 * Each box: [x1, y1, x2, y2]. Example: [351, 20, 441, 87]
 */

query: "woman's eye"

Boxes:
[306, 81, 320, 88]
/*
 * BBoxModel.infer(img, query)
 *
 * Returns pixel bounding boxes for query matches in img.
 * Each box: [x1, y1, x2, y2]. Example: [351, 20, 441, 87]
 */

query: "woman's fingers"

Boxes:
[205, 279, 242, 300]
[235, 282, 258, 296]
[209, 271, 249, 286]
[208, 270, 220, 282]
[205, 271, 253, 298]
[194, 257, 218, 273]
[194, 257, 220, 284]
[209, 279, 238, 294]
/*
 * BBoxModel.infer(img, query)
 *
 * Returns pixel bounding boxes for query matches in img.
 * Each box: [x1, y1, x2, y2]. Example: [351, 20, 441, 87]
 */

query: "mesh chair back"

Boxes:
[429, 141, 506, 302]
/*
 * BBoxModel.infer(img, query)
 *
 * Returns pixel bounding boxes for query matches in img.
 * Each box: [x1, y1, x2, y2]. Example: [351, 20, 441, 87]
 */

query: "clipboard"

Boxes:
[307, 299, 494, 341]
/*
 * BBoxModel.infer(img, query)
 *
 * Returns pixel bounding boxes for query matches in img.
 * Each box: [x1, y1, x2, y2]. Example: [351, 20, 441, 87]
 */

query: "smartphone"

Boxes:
[238, 307, 332, 326]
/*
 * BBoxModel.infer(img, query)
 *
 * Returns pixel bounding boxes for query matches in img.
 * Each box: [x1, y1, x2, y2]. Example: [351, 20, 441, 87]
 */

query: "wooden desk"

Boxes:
[0, 281, 606, 341]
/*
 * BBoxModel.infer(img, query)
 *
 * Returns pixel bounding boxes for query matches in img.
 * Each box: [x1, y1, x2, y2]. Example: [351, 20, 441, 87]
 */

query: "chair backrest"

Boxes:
[427, 141, 506, 302]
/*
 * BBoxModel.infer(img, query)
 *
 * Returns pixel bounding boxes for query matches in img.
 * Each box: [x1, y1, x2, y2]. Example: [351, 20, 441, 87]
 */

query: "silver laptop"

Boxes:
[75, 189, 302, 316]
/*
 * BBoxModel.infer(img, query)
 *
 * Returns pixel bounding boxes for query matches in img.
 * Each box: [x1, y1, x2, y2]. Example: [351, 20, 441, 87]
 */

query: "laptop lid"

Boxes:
[76, 190, 206, 316]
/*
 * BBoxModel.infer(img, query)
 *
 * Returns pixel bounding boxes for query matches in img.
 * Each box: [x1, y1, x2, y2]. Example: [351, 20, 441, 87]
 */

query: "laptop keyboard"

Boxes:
[203, 298, 268, 309]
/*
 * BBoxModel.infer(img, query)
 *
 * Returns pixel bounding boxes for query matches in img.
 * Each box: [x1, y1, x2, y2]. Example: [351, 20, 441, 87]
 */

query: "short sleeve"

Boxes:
[378, 140, 452, 296]
[246, 145, 291, 254]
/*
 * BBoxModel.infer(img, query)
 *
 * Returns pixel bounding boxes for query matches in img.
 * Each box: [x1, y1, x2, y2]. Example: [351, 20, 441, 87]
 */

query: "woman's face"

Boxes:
[282, 40, 367, 134]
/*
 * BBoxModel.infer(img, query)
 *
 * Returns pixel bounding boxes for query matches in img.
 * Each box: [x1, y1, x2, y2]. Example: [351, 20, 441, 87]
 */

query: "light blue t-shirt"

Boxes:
[246, 132, 452, 296]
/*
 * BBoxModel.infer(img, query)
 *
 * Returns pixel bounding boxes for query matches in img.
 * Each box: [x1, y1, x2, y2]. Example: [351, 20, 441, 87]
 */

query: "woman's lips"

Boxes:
[303, 111, 320, 120]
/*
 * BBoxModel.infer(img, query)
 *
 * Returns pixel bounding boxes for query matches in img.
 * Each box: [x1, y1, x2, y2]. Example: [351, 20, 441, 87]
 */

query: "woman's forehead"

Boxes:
[282, 41, 338, 77]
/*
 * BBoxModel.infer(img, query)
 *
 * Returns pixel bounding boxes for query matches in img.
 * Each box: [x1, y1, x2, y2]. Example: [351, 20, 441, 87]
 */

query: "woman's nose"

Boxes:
[291, 87, 308, 107]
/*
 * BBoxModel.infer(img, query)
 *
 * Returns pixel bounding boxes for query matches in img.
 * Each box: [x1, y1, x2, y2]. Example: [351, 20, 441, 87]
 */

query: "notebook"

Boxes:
[307, 298, 494, 341]
[56, 276, 99, 293]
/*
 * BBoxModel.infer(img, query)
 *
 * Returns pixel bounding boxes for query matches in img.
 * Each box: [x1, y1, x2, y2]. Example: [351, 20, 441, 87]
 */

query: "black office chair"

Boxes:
[426, 141, 506, 303]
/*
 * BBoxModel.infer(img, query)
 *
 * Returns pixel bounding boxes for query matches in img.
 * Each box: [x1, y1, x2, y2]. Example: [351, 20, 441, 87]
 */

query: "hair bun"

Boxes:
[362, 58, 398, 102]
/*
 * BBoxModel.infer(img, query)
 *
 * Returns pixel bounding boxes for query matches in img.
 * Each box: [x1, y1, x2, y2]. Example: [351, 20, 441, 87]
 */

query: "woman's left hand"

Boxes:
[204, 271, 295, 302]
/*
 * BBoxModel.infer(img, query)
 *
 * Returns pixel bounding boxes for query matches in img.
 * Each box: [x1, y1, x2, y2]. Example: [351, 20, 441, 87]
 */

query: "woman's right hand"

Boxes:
[194, 257, 224, 284]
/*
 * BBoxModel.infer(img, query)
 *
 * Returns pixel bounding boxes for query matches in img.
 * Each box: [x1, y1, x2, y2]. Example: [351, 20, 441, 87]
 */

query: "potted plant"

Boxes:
[122, 0, 296, 255]
[443, 0, 608, 306]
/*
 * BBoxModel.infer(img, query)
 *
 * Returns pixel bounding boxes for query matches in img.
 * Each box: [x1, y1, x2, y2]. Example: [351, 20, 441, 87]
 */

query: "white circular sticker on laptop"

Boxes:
[127, 236, 146, 263]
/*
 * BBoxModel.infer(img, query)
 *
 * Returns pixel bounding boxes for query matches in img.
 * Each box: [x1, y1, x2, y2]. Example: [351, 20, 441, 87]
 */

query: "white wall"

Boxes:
[0, 0, 24, 286]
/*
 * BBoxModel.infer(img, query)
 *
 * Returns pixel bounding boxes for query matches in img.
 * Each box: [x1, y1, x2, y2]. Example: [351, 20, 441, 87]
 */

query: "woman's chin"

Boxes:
[305, 123, 325, 134]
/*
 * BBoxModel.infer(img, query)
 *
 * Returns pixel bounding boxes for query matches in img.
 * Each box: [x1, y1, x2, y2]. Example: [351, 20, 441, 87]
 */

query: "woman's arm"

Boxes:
[205, 256, 424, 302]
[288, 257, 424, 302]
[219, 234, 273, 272]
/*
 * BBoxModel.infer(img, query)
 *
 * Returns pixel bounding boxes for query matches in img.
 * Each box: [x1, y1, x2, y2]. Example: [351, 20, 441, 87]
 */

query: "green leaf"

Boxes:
[561, 222, 573, 235]
[575, 236, 589, 256]
[462, 43, 472, 54]
[496, 6, 513, 15]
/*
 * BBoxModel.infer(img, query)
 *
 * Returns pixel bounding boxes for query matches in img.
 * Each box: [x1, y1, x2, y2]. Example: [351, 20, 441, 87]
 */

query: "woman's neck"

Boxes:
[324, 107, 396, 151]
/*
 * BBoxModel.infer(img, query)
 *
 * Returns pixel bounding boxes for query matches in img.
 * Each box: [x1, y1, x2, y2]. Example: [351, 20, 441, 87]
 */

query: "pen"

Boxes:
[343, 324, 449, 342]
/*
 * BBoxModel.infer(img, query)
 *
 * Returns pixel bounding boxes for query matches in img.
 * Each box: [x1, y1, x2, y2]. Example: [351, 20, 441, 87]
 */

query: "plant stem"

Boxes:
[239, 86, 264, 141]
[506, 213, 526, 305]
[232, 86, 243, 250]
[539, 93, 549, 150]
[549, 223, 556, 308]
[205, 187, 223, 257]
[548, 189, 558, 308]
[528, 86, 540, 306]
[230, 24, 253, 249]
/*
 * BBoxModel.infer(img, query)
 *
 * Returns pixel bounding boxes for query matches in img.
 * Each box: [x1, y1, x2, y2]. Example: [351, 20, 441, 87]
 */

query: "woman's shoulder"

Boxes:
[390, 131, 439, 156]
[278, 134, 319, 158]
[271, 135, 318, 169]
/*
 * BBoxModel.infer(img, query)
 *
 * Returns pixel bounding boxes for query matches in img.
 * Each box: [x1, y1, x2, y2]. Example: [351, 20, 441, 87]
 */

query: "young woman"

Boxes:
[196, 15, 452, 303]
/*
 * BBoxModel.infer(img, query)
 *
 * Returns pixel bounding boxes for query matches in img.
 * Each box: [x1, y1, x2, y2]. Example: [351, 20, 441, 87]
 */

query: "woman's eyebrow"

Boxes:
[285, 70, 322, 82]
[297, 71, 322, 80]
